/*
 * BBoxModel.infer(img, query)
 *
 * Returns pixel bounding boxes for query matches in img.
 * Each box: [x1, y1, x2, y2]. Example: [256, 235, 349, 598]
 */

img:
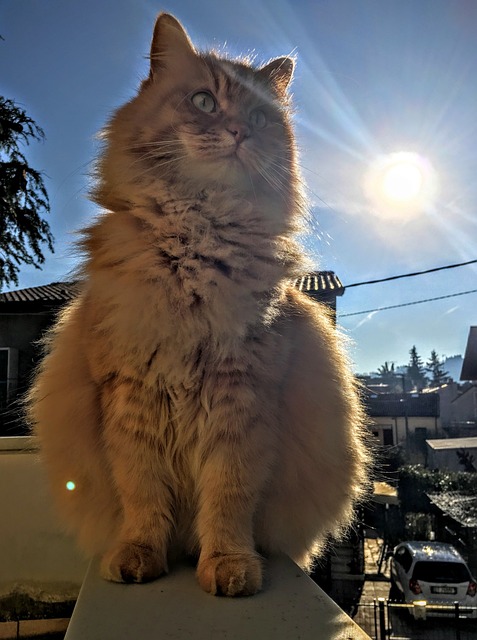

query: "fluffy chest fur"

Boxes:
[82, 182, 300, 383]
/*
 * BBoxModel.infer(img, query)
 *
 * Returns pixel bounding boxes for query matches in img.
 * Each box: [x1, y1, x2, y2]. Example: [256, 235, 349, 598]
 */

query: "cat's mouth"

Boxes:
[225, 140, 251, 164]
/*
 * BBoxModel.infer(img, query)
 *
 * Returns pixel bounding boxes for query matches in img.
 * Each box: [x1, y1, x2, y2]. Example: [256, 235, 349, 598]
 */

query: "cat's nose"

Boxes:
[226, 122, 251, 144]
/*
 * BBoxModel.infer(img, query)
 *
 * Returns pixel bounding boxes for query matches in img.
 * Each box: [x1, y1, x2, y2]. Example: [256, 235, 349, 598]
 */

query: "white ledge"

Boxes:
[65, 555, 369, 639]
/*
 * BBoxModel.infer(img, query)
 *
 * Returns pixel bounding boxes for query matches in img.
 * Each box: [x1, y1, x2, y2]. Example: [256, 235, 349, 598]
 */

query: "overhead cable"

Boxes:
[344, 259, 477, 289]
[339, 288, 477, 318]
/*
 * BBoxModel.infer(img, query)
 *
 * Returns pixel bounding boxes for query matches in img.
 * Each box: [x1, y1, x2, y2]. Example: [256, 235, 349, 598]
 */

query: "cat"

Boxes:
[27, 13, 369, 597]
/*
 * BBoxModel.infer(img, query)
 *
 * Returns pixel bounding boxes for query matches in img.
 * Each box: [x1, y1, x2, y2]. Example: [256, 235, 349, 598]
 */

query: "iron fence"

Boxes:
[354, 599, 477, 640]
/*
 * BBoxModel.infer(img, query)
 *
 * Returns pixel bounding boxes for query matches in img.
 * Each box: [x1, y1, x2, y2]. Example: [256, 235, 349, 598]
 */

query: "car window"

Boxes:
[395, 547, 413, 572]
[412, 561, 470, 583]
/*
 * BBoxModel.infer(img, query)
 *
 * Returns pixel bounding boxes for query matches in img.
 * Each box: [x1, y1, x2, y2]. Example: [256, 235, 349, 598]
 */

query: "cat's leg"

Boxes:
[99, 378, 174, 583]
[196, 450, 267, 596]
[195, 366, 275, 596]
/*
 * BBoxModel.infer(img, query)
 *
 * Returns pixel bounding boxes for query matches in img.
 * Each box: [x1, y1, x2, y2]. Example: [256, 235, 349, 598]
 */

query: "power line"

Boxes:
[339, 288, 477, 318]
[344, 259, 477, 289]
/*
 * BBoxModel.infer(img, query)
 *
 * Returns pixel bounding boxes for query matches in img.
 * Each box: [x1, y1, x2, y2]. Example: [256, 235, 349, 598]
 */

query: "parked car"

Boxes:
[389, 541, 477, 618]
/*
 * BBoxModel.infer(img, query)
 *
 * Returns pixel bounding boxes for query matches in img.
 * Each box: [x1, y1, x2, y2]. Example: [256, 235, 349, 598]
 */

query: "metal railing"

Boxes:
[354, 598, 477, 640]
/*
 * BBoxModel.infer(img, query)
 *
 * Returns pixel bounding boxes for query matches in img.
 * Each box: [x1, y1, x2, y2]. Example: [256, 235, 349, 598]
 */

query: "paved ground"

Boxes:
[353, 537, 391, 637]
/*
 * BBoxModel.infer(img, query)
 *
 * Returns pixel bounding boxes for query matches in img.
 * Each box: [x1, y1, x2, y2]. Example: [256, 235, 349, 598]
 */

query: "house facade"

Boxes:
[0, 283, 78, 435]
[426, 436, 477, 472]
[364, 391, 441, 462]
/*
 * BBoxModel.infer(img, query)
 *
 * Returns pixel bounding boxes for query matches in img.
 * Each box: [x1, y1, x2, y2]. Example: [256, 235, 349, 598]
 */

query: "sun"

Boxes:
[381, 160, 423, 203]
[364, 151, 437, 218]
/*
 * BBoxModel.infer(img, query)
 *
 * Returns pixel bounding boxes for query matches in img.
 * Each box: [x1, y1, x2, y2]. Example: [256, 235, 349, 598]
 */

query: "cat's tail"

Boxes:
[256, 287, 371, 569]
[26, 297, 121, 556]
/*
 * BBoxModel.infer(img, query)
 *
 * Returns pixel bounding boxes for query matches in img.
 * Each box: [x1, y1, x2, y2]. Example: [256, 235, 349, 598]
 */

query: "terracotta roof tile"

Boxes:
[0, 282, 79, 305]
[293, 271, 344, 295]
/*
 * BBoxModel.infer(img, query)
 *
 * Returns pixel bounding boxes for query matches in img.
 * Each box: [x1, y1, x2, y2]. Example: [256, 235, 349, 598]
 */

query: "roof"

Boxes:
[365, 392, 440, 418]
[1, 272, 343, 313]
[0, 282, 79, 312]
[461, 327, 477, 380]
[428, 493, 477, 528]
[426, 436, 477, 451]
[293, 271, 344, 296]
[373, 481, 399, 505]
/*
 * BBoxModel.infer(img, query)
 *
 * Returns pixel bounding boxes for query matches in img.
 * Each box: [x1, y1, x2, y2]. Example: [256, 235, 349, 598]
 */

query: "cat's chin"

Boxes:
[179, 156, 253, 191]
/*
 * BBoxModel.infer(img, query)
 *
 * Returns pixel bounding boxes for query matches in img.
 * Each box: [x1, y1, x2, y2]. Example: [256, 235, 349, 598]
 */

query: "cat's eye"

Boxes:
[250, 109, 267, 129]
[191, 91, 217, 114]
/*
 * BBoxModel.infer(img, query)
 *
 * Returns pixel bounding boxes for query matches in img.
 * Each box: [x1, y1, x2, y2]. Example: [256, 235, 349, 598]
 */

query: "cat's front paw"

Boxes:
[100, 542, 167, 584]
[197, 552, 263, 596]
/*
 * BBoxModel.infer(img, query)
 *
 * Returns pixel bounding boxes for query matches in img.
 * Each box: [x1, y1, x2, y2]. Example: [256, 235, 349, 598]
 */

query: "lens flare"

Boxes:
[66, 481, 76, 491]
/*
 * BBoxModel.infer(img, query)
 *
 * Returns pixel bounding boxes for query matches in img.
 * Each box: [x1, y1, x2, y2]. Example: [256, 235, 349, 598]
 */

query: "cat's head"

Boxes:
[96, 14, 298, 207]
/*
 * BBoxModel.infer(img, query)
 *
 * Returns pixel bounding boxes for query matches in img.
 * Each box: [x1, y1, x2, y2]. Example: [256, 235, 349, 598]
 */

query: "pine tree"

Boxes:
[426, 350, 449, 386]
[407, 345, 428, 391]
[0, 96, 54, 290]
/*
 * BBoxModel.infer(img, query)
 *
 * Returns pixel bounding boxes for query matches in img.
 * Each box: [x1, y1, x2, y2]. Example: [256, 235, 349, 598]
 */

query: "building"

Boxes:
[293, 271, 344, 319]
[461, 326, 477, 382]
[364, 391, 441, 462]
[426, 436, 477, 472]
[0, 282, 79, 435]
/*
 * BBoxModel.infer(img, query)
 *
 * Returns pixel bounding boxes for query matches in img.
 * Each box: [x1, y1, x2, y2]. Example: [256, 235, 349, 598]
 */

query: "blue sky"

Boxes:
[1, 0, 476, 373]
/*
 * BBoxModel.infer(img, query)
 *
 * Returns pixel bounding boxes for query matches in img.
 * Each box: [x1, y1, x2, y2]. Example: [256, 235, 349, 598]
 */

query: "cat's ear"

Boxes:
[149, 13, 196, 80]
[258, 57, 295, 96]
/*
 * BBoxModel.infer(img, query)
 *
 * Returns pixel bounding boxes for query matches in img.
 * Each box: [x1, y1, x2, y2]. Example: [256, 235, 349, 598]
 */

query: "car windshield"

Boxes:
[412, 561, 470, 583]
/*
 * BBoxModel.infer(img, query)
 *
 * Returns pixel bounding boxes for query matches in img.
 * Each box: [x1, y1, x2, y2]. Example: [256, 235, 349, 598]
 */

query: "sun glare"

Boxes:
[364, 152, 437, 218]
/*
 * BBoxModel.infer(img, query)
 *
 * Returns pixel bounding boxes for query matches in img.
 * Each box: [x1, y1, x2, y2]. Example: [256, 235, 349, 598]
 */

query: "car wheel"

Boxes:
[389, 580, 402, 602]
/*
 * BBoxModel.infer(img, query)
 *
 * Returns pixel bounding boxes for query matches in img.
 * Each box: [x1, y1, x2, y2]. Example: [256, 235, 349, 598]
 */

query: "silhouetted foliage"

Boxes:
[456, 449, 476, 473]
[398, 464, 476, 513]
[407, 345, 428, 391]
[426, 349, 450, 386]
[0, 96, 54, 289]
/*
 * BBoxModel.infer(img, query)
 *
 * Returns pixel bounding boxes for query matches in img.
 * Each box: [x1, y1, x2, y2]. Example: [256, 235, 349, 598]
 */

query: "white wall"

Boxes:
[0, 437, 88, 591]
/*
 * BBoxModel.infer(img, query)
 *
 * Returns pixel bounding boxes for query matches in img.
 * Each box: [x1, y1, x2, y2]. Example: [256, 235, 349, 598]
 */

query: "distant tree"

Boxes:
[456, 449, 476, 473]
[426, 350, 449, 387]
[376, 361, 401, 391]
[407, 345, 428, 391]
[0, 96, 54, 290]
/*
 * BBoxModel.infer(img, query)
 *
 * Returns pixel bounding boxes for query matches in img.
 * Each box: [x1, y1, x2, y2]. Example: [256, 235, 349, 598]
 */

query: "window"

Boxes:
[412, 561, 470, 584]
[395, 547, 413, 572]
[0, 348, 19, 408]
[414, 427, 428, 440]
[371, 425, 394, 446]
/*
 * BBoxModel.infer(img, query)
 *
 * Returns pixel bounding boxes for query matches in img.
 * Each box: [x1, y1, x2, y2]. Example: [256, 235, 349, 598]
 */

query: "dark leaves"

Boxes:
[0, 97, 54, 289]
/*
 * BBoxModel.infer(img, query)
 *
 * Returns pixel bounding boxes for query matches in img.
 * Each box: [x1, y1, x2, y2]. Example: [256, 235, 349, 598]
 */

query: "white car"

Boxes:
[389, 541, 477, 618]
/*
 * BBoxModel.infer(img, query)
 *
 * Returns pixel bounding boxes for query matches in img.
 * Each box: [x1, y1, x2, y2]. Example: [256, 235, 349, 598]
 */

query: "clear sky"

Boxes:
[1, 0, 476, 374]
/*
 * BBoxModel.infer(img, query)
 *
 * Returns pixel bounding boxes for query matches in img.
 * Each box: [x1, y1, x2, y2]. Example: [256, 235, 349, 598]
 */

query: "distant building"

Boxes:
[364, 390, 441, 462]
[461, 326, 477, 381]
[441, 327, 477, 436]
[0, 282, 79, 435]
[293, 271, 344, 320]
[426, 436, 477, 472]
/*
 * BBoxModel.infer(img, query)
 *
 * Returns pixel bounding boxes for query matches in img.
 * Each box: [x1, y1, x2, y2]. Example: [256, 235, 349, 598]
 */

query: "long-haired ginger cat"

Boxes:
[28, 13, 369, 597]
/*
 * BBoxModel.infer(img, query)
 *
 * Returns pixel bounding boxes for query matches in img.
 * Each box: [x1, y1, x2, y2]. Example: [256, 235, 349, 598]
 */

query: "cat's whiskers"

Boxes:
[122, 140, 185, 174]
[250, 153, 290, 196]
